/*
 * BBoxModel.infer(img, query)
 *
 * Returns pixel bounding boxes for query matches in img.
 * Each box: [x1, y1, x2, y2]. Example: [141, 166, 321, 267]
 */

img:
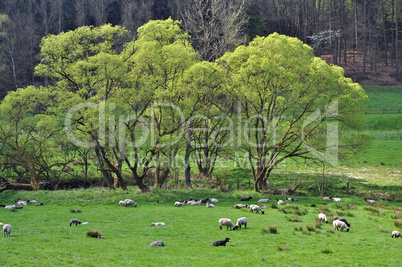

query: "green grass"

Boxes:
[364, 86, 402, 110]
[0, 189, 401, 266]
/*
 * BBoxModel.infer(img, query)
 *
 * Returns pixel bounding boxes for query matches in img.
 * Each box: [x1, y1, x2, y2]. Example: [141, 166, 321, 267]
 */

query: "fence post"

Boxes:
[382, 134, 387, 141]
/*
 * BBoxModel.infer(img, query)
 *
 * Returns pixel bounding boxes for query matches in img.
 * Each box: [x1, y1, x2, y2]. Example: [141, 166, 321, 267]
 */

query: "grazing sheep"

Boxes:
[219, 218, 237, 230]
[150, 241, 164, 247]
[156, 201, 163, 204]
[150, 222, 166, 227]
[87, 230, 106, 239]
[236, 217, 247, 229]
[318, 213, 328, 223]
[240, 197, 252, 201]
[27, 200, 37, 204]
[190, 200, 202, 206]
[3, 224, 12, 237]
[250, 205, 265, 214]
[35, 203, 44, 206]
[174, 200, 186, 207]
[364, 198, 376, 204]
[206, 202, 215, 208]
[333, 220, 349, 232]
[234, 204, 248, 209]
[277, 199, 284, 205]
[391, 231, 401, 238]
[124, 199, 137, 207]
[258, 198, 272, 203]
[118, 200, 127, 206]
[186, 199, 198, 205]
[330, 196, 343, 202]
[5, 205, 22, 210]
[211, 238, 230, 246]
[70, 219, 81, 226]
[15, 199, 27, 206]
[0, 222, 4, 226]
[285, 197, 298, 202]
[209, 198, 219, 203]
[323, 196, 332, 200]
[333, 216, 350, 227]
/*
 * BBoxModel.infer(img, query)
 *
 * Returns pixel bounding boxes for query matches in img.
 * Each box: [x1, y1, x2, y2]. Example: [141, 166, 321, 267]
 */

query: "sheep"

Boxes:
[218, 218, 237, 230]
[124, 199, 137, 207]
[186, 199, 198, 205]
[277, 199, 284, 205]
[211, 238, 230, 246]
[156, 201, 163, 204]
[209, 198, 218, 203]
[258, 198, 272, 203]
[69, 219, 81, 226]
[333, 216, 350, 227]
[5, 205, 22, 210]
[285, 197, 298, 202]
[87, 230, 106, 239]
[330, 196, 343, 202]
[364, 198, 376, 204]
[118, 200, 127, 206]
[206, 202, 215, 208]
[391, 231, 401, 238]
[3, 224, 12, 237]
[236, 217, 247, 229]
[82, 222, 89, 225]
[234, 204, 248, 209]
[174, 200, 186, 207]
[150, 241, 164, 247]
[318, 213, 328, 223]
[35, 203, 44, 206]
[240, 197, 252, 201]
[190, 200, 202, 206]
[150, 222, 166, 227]
[323, 196, 332, 200]
[200, 198, 209, 203]
[250, 205, 265, 214]
[333, 220, 349, 232]
[27, 200, 37, 204]
[15, 199, 27, 206]
[0, 222, 4, 226]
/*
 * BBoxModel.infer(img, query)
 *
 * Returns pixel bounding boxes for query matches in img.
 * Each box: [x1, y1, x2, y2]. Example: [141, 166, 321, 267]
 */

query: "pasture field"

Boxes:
[0, 189, 401, 266]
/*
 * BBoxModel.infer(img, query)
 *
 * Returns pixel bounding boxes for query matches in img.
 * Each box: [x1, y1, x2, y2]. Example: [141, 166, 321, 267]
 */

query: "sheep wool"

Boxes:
[234, 204, 248, 208]
[3, 224, 12, 237]
[391, 231, 401, 238]
[318, 213, 328, 223]
[250, 205, 265, 214]
[206, 202, 215, 208]
[150, 222, 166, 227]
[209, 198, 218, 203]
[333, 220, 349, 232]
[236, 217, 248, 229]
[258, 198, 272, 203]
[219, 218, 237, 230]
[277, 199, 284, 205]
[150, 241, 164, 247]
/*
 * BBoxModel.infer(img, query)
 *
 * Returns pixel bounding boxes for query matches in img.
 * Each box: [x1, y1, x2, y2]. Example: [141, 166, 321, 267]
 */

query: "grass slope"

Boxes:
[0, 189, 401, 266]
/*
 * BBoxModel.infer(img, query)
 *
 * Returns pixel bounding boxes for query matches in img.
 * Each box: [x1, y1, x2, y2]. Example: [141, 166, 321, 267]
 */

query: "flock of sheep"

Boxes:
[1, 195, 401, 248]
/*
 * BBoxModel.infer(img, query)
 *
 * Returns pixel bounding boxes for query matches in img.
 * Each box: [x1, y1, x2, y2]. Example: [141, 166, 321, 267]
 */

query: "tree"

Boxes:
[217, 33, 368, 192]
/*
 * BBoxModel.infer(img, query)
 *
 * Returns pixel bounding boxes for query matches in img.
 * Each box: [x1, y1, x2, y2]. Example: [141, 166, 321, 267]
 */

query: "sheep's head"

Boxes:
[346, 228, 350, 232]
[233, 225, 238, 230]
[261, 211, 265, 214]
[225, 238, 230, 242]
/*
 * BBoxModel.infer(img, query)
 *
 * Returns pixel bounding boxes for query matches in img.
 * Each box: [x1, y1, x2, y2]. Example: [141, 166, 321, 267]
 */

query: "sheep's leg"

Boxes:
[245, 223, 247, 229]
[220, 225, 222, 230]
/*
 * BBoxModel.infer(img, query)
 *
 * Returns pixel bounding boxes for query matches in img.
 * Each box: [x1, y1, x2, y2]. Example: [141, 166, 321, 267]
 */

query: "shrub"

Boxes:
[310, 203, 316, 207]
[394, 219, 402, 228]
[270, 203, 278, 209]
[287, 216, 303, 222]
[306, 225, 315, 232]
[379, 226, 389, 232]
[277, 244, 290, 251]
[322, 247, 333, 254]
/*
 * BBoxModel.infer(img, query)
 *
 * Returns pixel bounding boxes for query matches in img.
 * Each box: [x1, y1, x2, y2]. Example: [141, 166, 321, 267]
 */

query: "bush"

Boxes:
[394, 220, 402, 228]
[277, 244, 290, 251]
[322, 247, 333, 254]
[262, 225, 278, 234]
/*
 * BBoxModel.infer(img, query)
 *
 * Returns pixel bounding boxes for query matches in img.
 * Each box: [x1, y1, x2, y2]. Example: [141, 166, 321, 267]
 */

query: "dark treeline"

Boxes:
[1, 0, 401, 99]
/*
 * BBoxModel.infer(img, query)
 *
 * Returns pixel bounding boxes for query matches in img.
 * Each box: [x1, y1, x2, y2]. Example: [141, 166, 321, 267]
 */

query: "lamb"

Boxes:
[174, 200, 186, 207]
[258, 198, 272, 203]
[277, 199, 284, 205]
[285, 197, 298, 202]
[250, 205, 265, 214]
[218, 218, 238, 230]
[124, 199, 137, 207]
[206, 202, 215, 208]
[234, 204, 248, 209]
[211, 238, 230, 246]
[150, 241, 164, 247]
[5, 205, 22, 210]
[186, 199, 198, 205]
[236, 217, 247, 229]
[364, 198, 376, 204]
[323, 196, 332, 200]
[3, 224, 12, 237]
[318, 213, 328, 223]
[240, 197, 252, 201]
[209, 198, 218, 203]
[15, 199, 27, 206]
[156, 201, 163, 204]
[330, 196, 343, 202]
[27, 200, 38, 204]
[391, 231, 401, 238]
[333, 216, 351, 227]
[69, 219, 81, 226]
[333, 220, 350, 232]
[150, 222, 166, 227]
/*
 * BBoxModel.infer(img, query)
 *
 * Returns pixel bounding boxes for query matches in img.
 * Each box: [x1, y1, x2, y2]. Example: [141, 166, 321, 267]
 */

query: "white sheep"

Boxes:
[218, 218, 237, 230]
[190, 200, 202, 205]
[150, 241, 164, 247]
[0, 222, 4, 226]
[258, 198, 272, 203]
[285, 197, 298, 202]
[277, 199, 284, 205]
[3, 224, 12, 237]
[209, 198, 219, 203]
[206, 202, 215, 208]
[323, 196, 332, 200]
[330, 197, 343, 202]
[150, 222, 166, 227]
[15, 200, 27, 206]
[250, 205, 265, 214]
[5, 205, 22, 210]
[318, 213, 328, 223]
[27, 200, 37, 204]
[364, 198, 376, 204]
[234, 204, 248, 208]
[236, 217, 247, 229]
[333, 220, 349, 232]
[118, 200, 127, 206]
[124, 199, 137, 207]
[174, 200, 186, 207]
[391, 231, 401, 238]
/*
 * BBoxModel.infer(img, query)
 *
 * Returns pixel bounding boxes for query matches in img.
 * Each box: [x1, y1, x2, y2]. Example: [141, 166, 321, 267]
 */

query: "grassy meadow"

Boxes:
[0, 189, 401, 266]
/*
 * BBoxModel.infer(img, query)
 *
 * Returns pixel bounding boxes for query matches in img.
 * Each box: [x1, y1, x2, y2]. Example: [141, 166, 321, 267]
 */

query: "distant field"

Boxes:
[0, 189, 401, 266]
[364, 86, 402, 110]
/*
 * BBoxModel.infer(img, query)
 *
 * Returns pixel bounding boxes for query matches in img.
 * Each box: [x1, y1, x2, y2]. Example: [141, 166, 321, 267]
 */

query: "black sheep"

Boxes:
[333, 216, 350, 227]
[211, 238, 230, 246]
[70, 219, 81, 226]
[240, 197, 252, 201]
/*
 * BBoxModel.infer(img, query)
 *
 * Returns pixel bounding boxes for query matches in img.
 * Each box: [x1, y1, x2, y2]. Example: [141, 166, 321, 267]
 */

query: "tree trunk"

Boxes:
[95, 146, 113, 189]
[396, 0, 399, 81]
[184, 136, 192, 187]
[154, 166, 170, 188]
